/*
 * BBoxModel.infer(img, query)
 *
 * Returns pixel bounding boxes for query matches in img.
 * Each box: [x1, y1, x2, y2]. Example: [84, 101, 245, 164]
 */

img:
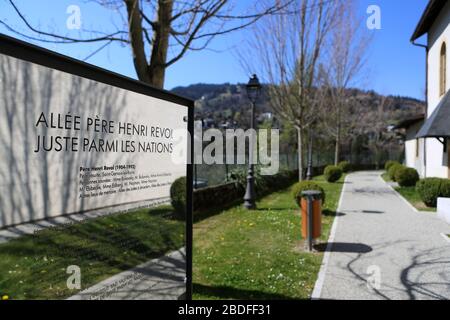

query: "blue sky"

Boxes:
[0, 0, 429, 99]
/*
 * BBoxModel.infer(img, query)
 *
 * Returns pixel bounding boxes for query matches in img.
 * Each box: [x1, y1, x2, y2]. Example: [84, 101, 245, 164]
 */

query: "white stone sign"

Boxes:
[0, 53, 189, 228]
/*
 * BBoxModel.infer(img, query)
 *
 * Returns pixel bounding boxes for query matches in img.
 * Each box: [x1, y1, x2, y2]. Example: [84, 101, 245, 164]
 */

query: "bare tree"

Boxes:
[320, 0, 371, 165]
[1, 0, 292, 88]
[364, 96, 398, 169]
[239, 0, 340, 181]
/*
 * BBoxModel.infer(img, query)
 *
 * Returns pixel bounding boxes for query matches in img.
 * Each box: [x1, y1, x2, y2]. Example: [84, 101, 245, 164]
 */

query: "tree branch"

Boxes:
[5, 0, 128, 44]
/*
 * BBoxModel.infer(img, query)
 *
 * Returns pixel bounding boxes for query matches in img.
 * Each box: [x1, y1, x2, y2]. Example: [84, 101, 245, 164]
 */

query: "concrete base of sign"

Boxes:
[437, 198, 450, 224]
[68, 249, 186, 300]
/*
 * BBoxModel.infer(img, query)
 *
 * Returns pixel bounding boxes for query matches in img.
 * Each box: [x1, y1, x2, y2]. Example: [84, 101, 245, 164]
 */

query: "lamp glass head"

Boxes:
[246, 74, 261, 103]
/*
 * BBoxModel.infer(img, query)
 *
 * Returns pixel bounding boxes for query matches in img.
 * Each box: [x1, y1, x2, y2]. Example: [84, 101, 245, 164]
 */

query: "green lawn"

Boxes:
[0, 174, 345, 300]
[394, 186, 436, 212]
[381, 172, 391, 182]
[193, 175, 345, 300]
[0, 206, 184, 300]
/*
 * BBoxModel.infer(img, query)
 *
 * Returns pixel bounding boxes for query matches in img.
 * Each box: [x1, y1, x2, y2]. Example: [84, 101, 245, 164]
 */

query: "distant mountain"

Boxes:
[172, 83, 273, 129]
[171, 83, 426, 128]
[172, 83, 272, 112]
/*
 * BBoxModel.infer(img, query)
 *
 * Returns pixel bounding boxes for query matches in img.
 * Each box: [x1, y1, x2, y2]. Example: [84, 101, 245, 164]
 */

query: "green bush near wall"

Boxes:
[388, 163, 405, 182]
[385, 160, 400, 171]
[228, 168, 298, 198]
[193, 181, 244, 212]
[338, 161, 352, 173]
[253, 170, 298, 197]
[416, 178, 450, 208]
[194, 169, 298, 215]
[395, 167, 420, 187]
[170, 170, 300, 219]
[291, 181, 325, 207]
[324, 165, 343, 183]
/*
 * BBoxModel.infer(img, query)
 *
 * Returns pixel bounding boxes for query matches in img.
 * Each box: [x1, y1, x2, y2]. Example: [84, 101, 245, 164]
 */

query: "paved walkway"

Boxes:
[313, 171, 450, 300]
[68, 249, 186, 300]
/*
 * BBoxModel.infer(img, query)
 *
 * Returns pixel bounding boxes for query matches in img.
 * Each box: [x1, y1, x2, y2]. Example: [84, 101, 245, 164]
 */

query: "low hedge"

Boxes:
[292, 181, 325, 208]
[169, 170, 300, 217]
[416, 178, 450, 208]
[388, 163, 405, 182]
[171, 178, 245, 217]
[253, 170, 298, 197]
[395, 167, 419, 187]
[385, 160, 400, 171]
[195, 170, 298, 213]
[324, 165, 343, 183]
[338, 161, 352, 173]
[194, 181, 244, 212]
[229, 168, 298, 197]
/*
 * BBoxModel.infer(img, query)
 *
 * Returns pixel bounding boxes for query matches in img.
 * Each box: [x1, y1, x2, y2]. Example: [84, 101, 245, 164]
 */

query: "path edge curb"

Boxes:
[310, 173, 350, 300]
[379, 174, 419, 213]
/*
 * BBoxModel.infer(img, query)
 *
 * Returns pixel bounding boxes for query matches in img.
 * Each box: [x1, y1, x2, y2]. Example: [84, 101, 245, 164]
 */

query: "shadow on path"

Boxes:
[314, 242, 373, 254]
[323, 210, 346, 217]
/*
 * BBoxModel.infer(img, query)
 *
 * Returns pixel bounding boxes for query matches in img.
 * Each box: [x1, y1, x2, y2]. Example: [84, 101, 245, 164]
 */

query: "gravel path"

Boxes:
[313, 171, 450, 300]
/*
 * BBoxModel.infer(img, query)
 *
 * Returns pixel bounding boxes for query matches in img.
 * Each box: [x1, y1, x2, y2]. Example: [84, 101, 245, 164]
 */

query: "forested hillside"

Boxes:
[172, 83, 425, 130]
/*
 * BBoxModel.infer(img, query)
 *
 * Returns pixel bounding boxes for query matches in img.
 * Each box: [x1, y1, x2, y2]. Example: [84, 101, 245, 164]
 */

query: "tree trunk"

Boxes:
[148, 0, 173, 88]
[297, 127, 303, 181]
[349, 138, 353, 164]
[334, 134, 340, 166]
[286, 152, 290, 170]
[124, 0, 151, 84]
[334, 102, 341, 165]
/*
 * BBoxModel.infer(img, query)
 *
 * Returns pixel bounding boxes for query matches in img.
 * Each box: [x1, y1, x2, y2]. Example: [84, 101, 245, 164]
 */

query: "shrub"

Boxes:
[416, 178, 450, 207]
[254, 170, 297, 196]
[229, 167, 297, 197]
[194, 169, 298, 216]
[324, 165, 343, 183]
[338, 161, 352, 173]
[194, 182, 244, 212]
[395, 167, 419, 187]
[440, 179, 450, 199]
[385, 160, 400, 171]
[228, 168, 247, 188]
[388, 163, 405, 182]
[292, 181, 325, 207]
[170, 177, 187, 220]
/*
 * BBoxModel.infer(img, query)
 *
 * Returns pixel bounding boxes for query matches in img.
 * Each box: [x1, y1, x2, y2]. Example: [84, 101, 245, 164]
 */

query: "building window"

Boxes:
[440, 42, 447, 96]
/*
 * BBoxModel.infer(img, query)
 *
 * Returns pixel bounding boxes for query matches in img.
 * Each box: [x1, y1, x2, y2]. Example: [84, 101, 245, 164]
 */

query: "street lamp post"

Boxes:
[306, 125, 314, 180]
[306, 121, 316, 181]
[193, 119, 203, 189]
[244, 74, 262, 210]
